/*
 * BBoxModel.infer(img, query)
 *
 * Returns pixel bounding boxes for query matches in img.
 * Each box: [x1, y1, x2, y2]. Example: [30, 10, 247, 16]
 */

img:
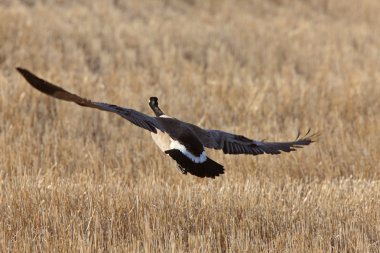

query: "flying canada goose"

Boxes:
[17, 67, 317, 178]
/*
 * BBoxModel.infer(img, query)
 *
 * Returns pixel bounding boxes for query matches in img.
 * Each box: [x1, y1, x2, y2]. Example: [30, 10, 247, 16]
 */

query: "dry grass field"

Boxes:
[1, 0, 380, 252]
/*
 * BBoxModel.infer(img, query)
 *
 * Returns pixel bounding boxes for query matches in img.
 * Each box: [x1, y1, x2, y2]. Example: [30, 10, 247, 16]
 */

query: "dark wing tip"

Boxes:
[16, 67, 87, 106]
[255, 129, 319, 155]
[16, 67, 35, 81]
[300, 129, 320, 143]
[16, 67, 26, 74]
[16, 67, 66, 97]
[288, 129, 319, 148]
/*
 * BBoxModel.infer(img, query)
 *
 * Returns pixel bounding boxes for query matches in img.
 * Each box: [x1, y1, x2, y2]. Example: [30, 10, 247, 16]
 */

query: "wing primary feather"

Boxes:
[305, 128, 311, 137]
[295, 129, 301, 140]
[200, 128, 317, 156]
[17, 67, 160, 133]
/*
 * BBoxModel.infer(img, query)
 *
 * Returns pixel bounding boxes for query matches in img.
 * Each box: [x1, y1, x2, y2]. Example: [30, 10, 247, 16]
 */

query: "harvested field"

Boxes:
[0, 0, 379, 252]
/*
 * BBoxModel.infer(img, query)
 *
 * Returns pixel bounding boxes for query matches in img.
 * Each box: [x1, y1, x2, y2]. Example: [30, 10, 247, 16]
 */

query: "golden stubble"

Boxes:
[0, 0, 379, 252]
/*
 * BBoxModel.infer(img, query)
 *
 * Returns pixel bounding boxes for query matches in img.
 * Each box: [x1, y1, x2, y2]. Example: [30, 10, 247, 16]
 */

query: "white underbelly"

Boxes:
[151, 130, 172, 152]
[151, 130, 207, 163]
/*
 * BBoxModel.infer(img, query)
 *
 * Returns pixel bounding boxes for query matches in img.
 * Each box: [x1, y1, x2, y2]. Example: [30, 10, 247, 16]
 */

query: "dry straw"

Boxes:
[0, 0, 379, 252]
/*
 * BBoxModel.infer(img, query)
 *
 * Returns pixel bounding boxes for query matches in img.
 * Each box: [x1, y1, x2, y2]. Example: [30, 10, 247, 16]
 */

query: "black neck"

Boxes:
[150, 105, 164, 117]
[149, 98, 165, 117]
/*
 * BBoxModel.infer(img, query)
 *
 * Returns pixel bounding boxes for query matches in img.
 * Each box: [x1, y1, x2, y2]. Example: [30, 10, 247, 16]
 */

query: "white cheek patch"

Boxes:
[169, 140, 207, 163]
[159, 114, 171, 118]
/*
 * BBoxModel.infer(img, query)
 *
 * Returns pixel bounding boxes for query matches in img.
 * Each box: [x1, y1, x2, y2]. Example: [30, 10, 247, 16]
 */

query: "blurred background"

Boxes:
[0, 0, 379, 252]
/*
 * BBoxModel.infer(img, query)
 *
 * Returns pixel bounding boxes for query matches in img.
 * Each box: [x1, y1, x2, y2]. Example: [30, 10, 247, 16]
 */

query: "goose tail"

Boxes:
[165, 149, 224, 178]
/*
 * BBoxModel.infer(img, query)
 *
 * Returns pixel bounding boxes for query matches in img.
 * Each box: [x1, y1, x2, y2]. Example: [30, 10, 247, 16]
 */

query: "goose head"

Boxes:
[149, 97, 164, 117]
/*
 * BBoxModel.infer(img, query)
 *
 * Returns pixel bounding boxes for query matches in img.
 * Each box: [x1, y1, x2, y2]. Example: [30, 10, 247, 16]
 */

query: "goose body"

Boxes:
[150, 117, 207, 163]
[149, 117, 221, 177]
[17, 67, 317, 178]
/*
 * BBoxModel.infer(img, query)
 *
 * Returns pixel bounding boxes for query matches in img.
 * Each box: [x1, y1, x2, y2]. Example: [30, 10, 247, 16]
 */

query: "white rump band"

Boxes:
[169, 140, 206, 163]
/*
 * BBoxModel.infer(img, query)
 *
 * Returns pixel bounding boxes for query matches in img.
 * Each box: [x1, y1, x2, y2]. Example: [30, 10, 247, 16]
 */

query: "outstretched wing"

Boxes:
[16, 67, 161, 133]
[188, 124, 316, 155]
